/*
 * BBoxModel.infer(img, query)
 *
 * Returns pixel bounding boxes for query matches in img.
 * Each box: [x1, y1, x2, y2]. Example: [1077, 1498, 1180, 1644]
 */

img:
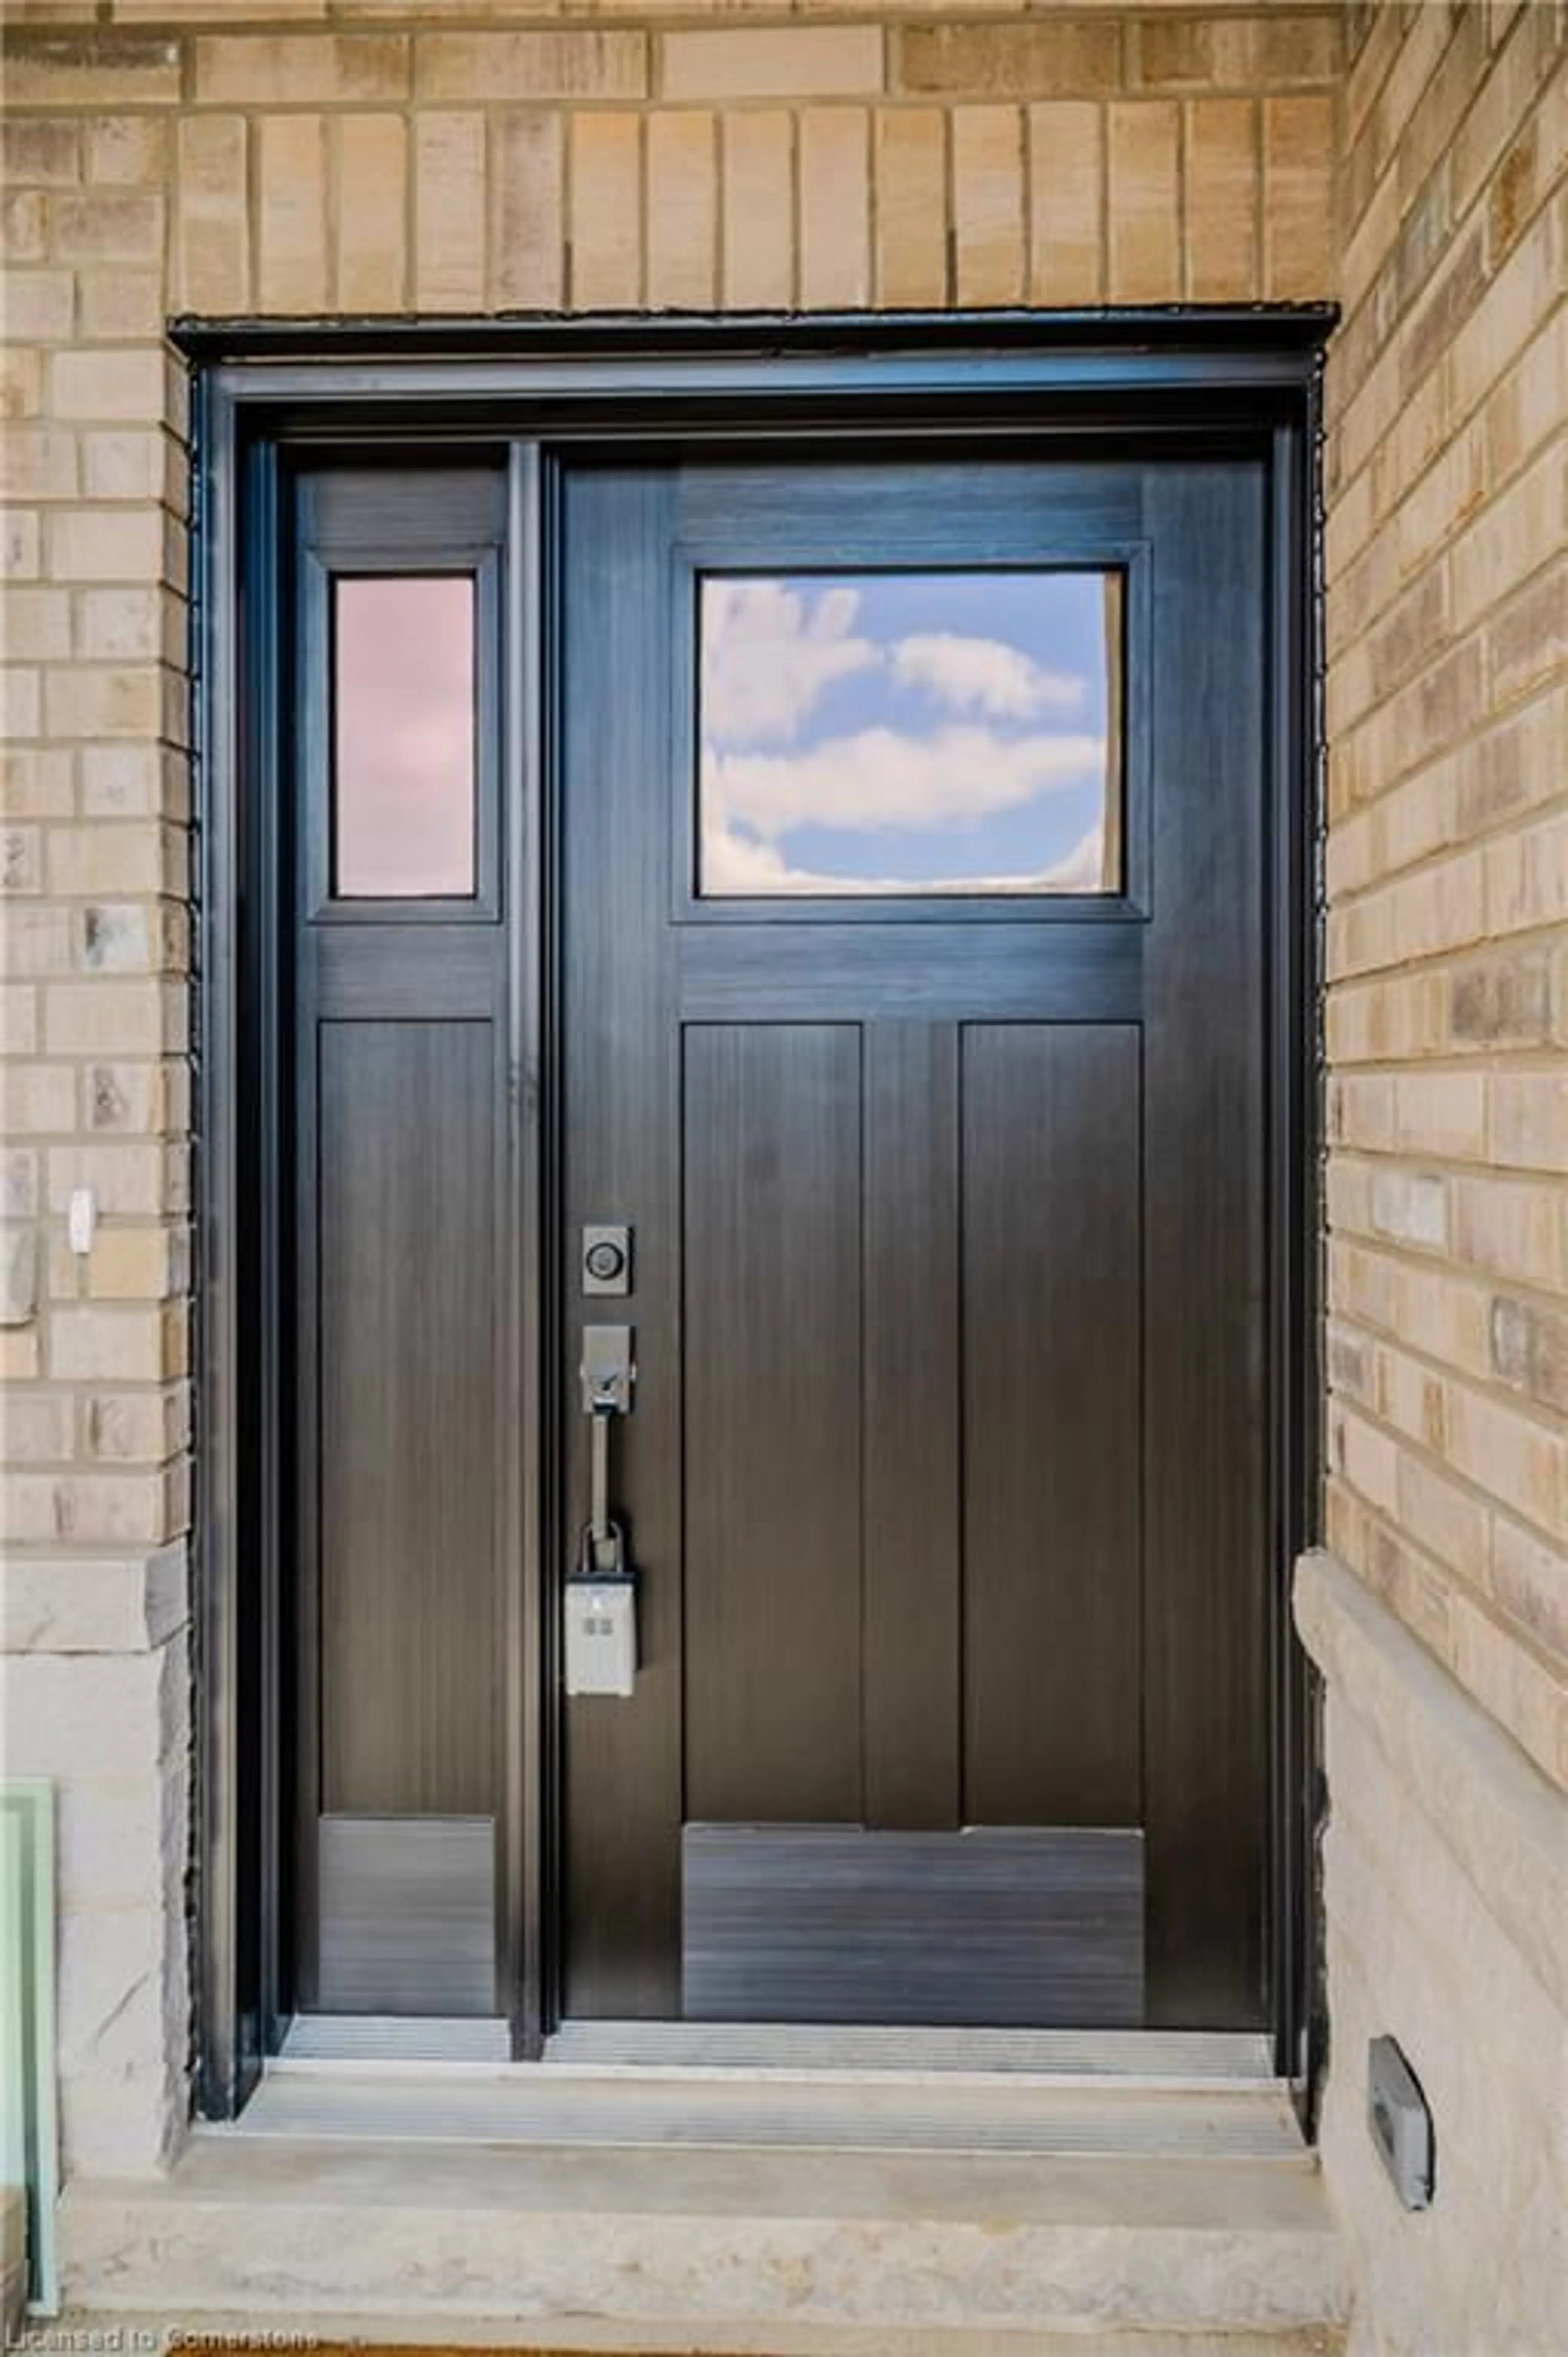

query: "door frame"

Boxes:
[182, 310, 1333, 2124]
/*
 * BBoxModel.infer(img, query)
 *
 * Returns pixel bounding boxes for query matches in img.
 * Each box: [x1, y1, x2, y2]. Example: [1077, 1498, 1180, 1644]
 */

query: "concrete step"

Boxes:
[60, 2099, 1350, 2350]
[50, 2319, 1347, 2357]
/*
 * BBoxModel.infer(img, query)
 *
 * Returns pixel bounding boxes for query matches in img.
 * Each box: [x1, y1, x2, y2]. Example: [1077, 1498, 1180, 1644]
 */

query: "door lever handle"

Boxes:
[569, 1326, 639, 1695]
[579, 1324, 635, 1570]
[579, 1322, 635, 1419]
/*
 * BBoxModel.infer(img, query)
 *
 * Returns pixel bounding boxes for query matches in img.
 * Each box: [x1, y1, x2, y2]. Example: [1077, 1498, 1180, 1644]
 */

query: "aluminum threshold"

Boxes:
[280, 2014, 1275, 2080]
[544, 2020, 1276, 2078]
[243, 2065, 1302, 2160]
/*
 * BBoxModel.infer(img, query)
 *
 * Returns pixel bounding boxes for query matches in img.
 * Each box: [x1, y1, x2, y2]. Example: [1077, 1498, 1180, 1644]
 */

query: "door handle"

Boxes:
[579, 1322, 635, 1569]
[580, 1321, 635, 1420]
[567, 1325, 638, 1697]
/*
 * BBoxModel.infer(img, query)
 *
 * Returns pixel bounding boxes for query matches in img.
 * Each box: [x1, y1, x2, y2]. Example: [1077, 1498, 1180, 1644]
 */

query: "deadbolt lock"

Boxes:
[582, 1223, 633, 1297]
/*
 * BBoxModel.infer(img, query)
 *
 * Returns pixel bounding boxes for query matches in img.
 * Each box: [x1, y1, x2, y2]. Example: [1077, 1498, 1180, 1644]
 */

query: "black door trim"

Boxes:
[188, 309, 1332, 2124]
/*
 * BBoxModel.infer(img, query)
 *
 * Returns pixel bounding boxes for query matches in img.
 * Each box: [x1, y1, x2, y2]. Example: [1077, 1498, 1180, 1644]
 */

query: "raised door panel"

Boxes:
[318, 1018, 498, 1817]
[863, 1021, 961, 1830]
[682, 1023, 864, 1825]
[961, 1022, 1143, 1827]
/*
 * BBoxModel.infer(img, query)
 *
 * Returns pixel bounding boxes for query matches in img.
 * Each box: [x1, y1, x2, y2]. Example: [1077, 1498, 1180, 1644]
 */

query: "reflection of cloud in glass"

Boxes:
[705, 819, 1106, 898]
[700, 578, 879, 745]
[707, 725, 1104, 844]
[335, 575, 476, 898]
[698, 572, 1118, 897]
[890, 632, 1085, 720]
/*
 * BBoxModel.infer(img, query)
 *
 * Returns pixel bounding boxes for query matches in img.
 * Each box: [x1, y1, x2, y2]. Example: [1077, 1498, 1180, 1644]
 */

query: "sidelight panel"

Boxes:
[286, 462, 512, 2033]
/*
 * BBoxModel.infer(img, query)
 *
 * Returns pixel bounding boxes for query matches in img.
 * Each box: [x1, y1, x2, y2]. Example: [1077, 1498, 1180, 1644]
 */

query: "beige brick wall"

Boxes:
[1322, 0, 1568, 1797]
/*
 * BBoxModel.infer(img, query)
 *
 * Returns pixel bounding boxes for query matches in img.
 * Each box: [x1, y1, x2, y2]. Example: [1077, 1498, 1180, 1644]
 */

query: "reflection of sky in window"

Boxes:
[699, 572, 1117, 896]
[334, 575, 476, 898]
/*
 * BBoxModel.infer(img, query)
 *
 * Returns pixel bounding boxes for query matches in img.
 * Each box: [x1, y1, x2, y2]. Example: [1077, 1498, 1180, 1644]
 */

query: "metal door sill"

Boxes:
[277, 2013, 1275, 2086]
[543, 2019, 1276, 2080]
[245, 2060, 1302, 2161]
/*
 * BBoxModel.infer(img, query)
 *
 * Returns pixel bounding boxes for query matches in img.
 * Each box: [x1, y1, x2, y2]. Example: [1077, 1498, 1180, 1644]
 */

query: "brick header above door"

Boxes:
[0, 10, 1338, 315]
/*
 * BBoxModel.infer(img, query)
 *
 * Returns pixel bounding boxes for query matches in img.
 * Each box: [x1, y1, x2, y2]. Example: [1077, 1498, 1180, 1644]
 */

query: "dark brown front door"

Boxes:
[559, 452, 1270, 2031]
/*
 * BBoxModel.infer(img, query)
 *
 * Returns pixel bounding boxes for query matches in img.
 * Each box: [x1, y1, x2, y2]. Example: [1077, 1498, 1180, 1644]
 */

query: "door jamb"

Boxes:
[185, 309, 1333, 2123]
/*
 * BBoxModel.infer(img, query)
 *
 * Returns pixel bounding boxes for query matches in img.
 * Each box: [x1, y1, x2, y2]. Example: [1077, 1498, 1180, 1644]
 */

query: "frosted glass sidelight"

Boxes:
[334, 574, 476, 899]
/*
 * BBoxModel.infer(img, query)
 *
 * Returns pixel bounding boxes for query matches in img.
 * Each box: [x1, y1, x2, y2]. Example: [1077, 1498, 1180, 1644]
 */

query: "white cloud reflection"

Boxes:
[699, 579, 879, 745]
[702, 816, 1107, 898]
[704, 725, 1105, 842]
[889, 632, 1085, 720]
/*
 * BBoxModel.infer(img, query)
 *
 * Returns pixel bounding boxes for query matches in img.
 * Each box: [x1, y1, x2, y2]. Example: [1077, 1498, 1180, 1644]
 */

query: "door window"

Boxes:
[697, 570, 1123, 898]
[332, 573, 477, 900]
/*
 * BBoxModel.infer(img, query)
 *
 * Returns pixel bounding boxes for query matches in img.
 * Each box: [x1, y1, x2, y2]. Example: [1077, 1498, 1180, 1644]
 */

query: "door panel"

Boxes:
[864, 1021, 960, 1831]
[684, 1024, 864, 1824]
[318, 1019, 497, 1816]
[961, 1022, 1143, 1828]
[559, 451, 1268, 2030]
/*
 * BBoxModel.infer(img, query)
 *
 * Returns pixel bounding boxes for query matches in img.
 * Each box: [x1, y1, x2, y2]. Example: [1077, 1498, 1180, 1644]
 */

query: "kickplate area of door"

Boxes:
[317, 1814, 495, 2016]
[682, 1824, 1144, 2028]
